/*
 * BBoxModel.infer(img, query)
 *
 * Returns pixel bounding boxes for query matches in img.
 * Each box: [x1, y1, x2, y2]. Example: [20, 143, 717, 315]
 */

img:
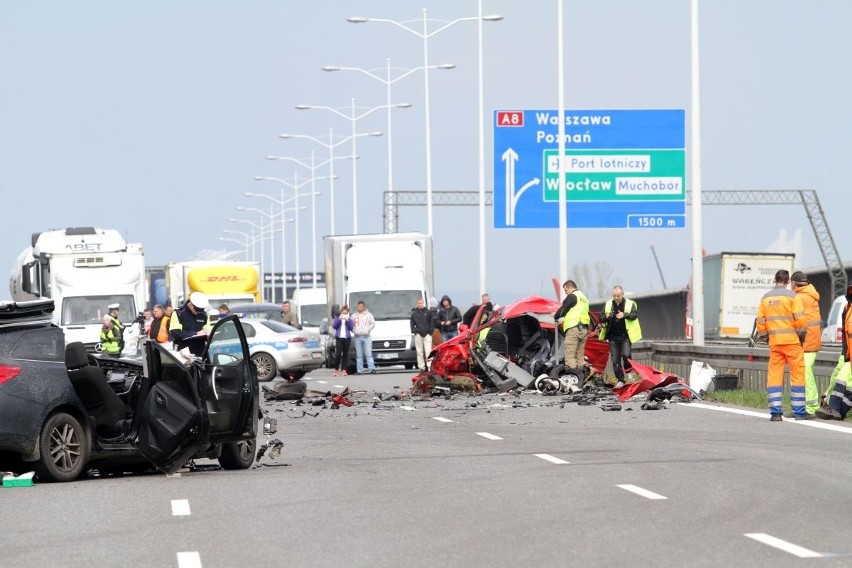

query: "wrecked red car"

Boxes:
[414, 295, 610, 393]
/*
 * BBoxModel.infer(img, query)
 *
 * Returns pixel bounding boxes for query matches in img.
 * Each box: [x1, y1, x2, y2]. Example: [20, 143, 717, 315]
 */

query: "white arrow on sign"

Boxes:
[502, 147, 540, 226]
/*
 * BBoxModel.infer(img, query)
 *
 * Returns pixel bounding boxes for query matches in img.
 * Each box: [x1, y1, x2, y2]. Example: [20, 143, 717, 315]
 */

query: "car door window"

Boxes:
[206, 319, 249, 364]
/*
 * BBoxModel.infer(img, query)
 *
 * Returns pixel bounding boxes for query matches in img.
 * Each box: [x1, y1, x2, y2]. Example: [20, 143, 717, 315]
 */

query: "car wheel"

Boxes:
[35, 412, 89, 482]
[218, 439, 256, 470]
[251, 352, 278, 382]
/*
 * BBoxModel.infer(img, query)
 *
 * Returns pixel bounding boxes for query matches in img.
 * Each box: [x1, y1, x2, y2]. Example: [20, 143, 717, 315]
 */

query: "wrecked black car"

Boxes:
[0, 300, 259, 482]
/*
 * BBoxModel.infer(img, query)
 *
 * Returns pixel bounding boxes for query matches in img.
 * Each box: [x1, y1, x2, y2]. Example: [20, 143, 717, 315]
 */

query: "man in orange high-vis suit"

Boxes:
[790, 271, 822, 415]
[755, 269, 812, 421]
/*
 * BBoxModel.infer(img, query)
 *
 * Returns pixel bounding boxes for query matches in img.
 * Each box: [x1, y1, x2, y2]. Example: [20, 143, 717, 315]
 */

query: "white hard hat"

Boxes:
[189, 292, 209, 310]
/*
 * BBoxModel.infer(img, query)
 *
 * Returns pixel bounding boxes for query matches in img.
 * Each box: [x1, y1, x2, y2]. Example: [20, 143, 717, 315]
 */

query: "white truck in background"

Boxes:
[703, 252, 796, 338]
[9, 227, 146, 350]
[324, 233, 434, 370]
[164, 260, 261, 309]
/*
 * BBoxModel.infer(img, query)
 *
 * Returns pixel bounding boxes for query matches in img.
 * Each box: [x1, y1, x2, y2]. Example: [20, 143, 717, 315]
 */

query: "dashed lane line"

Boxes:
[616, 484, 667, 500]
[683, 403, 852, 433]
[177, 551, 203, 568]
[171, 499, 191, 516]
[333, 384, 345, 388]
[432, 417, 454, 423]
[476, 432, 503, 441]
[315, 380, 328, 384]
[534, 454, 569, 464]
[744, 533, 823, 558]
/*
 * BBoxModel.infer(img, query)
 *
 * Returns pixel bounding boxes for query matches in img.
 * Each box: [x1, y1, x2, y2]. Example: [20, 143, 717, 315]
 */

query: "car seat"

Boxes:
[64, 342, 128, 438]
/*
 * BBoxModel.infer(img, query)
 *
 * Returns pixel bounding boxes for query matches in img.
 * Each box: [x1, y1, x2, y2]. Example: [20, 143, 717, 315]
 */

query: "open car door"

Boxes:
[198, 316, 258, 443]
[130, 315, 256, 473]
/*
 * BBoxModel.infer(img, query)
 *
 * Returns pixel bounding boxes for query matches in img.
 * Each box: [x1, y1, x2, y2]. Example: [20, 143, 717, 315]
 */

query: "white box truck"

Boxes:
[703, 252, 796, 338]
[9, 227, 146, 350]
[324, 233, 434, 370]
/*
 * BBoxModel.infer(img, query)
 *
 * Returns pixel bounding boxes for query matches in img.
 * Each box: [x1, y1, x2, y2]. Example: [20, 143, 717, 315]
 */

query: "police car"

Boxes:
[236, 319, 323, 381]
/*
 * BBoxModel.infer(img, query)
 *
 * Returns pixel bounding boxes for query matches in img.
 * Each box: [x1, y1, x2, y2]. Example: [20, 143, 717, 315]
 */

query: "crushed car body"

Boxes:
[414, 295, 610, 394]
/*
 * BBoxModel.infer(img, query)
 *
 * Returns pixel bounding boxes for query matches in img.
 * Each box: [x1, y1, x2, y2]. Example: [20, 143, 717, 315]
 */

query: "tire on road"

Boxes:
[218, 439, 256, 470]
[251, 352, 278, 382]
[35, 412, 89, 482]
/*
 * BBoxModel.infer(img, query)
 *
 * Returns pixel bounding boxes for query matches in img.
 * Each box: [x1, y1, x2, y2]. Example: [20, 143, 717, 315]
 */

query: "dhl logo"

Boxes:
[204, 275, 245, 282]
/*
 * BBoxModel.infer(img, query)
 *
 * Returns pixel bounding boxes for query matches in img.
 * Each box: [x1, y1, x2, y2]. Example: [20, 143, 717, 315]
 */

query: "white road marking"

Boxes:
[432, 417, 454, 423]
[177, 551, 203, 568]
[616, 484, 667, 500]
[744, 533, 824, 558]
[534, 453, 569, 464]
[334, 384, 345, 388]
[171, 499, 191, 516]
[684, 403, 852, 433]
[166, 473, 182, 478]
[476, 432, 503, 440]
[316, 380, 328, 384]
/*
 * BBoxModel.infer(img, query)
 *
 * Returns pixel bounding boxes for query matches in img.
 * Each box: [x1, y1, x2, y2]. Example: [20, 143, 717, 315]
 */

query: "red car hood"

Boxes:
[497, 295, 562, 320]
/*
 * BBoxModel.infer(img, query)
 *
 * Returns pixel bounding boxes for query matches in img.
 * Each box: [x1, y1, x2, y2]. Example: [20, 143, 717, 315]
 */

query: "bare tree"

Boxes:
[571, 261, 619, 299]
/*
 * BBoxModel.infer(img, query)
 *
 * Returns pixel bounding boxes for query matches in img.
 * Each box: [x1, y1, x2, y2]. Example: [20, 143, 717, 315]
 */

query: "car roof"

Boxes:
[0, 300, 56, 330]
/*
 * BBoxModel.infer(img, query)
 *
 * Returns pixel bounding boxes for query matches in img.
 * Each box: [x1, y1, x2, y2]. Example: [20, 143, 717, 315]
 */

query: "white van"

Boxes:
[822, 295, 847, 343]
[291, 287, 328, 330]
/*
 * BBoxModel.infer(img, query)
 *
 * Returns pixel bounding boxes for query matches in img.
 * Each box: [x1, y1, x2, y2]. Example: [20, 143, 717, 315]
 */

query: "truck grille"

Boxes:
[372, 339, 406, 350]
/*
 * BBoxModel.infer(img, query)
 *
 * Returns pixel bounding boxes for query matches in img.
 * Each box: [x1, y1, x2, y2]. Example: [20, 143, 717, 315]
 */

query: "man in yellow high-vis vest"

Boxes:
[598, 285, 642, 387]
[555, 280, 590, 369]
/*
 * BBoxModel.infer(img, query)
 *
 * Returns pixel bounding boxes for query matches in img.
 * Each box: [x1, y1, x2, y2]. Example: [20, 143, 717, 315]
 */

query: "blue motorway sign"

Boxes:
[492, 109, 686, 229]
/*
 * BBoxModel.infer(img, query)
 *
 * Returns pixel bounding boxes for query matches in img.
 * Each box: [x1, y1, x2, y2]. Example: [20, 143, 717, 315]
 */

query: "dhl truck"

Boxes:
[164, 261, 261, 308]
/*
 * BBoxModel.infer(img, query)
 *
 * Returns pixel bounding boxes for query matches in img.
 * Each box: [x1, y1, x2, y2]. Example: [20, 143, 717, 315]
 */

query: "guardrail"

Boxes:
[622, 340, 841, 392]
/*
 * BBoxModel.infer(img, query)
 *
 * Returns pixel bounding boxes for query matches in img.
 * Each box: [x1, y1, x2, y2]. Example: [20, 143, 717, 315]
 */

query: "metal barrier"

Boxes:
[611, 340, 841, 392]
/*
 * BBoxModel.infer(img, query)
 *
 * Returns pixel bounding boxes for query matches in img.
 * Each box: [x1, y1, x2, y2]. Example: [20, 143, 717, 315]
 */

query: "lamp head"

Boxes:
[279, 134, 293, 139]
[483, 15, 504, 21]
[294, 104, 311, 110]
[437, 64, 456, 70]
[322, 66, 340, 72]
[347, 16, 368, 23]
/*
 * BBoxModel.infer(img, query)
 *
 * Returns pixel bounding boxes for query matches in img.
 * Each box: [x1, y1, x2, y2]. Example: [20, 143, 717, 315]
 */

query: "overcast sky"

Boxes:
[2, 0, 849, 305]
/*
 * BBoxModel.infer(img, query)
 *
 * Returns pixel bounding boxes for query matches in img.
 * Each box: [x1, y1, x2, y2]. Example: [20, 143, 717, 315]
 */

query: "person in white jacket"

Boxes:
[351, 300, 377, 374]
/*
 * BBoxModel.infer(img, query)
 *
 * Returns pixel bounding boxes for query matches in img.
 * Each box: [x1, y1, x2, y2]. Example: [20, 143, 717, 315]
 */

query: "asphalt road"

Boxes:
[3, 365, 852, 568]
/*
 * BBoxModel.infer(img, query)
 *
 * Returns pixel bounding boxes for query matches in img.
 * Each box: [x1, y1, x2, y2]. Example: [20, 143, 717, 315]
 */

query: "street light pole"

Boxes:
[295, 100, 407, 234]
[348, 9, 502, 238]
[280, 130, 380, 237]
[251, 176, 323, 296]
[236, 205, 276, 302]
[266, 152, 343, 287]
[230, 217, 263, 268]
[322, 61, 448, 233]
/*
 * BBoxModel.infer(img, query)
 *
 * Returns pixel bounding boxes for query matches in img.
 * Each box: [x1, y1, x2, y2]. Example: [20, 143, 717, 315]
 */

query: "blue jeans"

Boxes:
[353, 336, 375, 372]
[441, 330, 459, 343]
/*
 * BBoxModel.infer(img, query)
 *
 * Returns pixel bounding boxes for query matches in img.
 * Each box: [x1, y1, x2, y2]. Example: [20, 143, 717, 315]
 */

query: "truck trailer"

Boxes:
[9, 227, 146, 350]
[324, 233, 434, 369]
[164, 260, 261, 309]
[703, 252, 796, 338]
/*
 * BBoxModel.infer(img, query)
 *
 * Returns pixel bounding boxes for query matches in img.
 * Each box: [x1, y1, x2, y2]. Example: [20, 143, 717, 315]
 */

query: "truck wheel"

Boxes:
[35, 412, 89, 482]
[218, 439, 256, 470]
[251, 353, 278, 382]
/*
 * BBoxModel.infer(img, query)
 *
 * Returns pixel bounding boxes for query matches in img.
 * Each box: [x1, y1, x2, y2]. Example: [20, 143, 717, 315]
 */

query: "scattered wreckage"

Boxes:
[412, 295, 609, 394]
[410, 295, 700, 408]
